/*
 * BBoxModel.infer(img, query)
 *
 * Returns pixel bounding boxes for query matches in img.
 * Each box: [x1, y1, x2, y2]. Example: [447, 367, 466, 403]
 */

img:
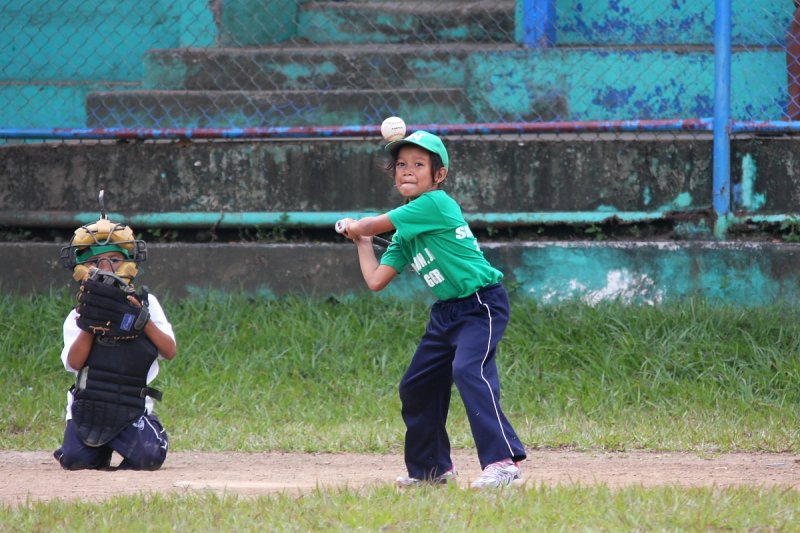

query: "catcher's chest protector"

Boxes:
[71, 336, 159, 447]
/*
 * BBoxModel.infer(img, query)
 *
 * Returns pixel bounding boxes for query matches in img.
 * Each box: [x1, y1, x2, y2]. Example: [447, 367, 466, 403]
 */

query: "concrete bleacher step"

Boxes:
[296, 1, 515, 45]
[85, 88, 471, 128]
[143, 43, 518, 92]
[81, 0, 786, 129]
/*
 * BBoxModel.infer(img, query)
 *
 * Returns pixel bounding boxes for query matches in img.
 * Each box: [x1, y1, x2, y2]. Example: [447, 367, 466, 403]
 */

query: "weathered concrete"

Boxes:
[0, 0, 214, 81]
[85, 88, 472, 129]
[143, 44, 506, 91]
[5, 241, 800, 307]
[98, 47, 785, 127]
[556, 0, 787, 46]
[296, 1, 515, 45]
[467, 48, 784, 122]
[2, 1, 790, 129]
[2, 137, 799, 217]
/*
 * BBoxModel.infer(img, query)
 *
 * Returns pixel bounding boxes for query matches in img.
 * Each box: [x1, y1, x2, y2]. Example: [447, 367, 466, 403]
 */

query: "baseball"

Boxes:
[381, 116, 406, 141]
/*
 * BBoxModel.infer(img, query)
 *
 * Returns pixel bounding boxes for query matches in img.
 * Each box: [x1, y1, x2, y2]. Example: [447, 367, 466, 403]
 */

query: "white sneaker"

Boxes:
[395, 466, 457, 488]
[470, 461, 521, 489]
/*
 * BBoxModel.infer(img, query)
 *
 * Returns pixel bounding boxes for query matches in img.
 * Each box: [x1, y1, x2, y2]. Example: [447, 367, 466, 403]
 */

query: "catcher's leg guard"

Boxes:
[55, 421, 114, 470]
[112, 414, 169, 471]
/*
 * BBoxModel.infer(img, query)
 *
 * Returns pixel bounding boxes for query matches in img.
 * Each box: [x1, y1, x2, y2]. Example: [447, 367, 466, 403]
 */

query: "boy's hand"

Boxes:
[335, 218, 355, 239]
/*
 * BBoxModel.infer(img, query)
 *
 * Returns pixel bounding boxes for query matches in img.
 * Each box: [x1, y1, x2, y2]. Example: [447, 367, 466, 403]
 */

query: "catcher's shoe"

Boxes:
[469, 460, 522, 489]
[395, 466, 457, 488]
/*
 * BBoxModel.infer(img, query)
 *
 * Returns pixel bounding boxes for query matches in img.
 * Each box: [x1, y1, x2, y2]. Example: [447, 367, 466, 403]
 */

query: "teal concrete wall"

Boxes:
[4, 242, 800, 306]
[0, 0, 215, 128]
[469, 49, 785, 121]
[218, 0, 305, 46]
[0, 0, 215, 81]
[0, 0, 792, 129]
[6, 48, 786, 128]
[294, 0, 787, 47]
[555, 0, 788, 46]
[489, 242, 799, 306]
[0, 84, 111, 129]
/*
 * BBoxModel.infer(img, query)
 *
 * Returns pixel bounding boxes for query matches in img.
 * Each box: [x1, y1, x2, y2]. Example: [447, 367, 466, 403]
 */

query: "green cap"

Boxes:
[76, 244, 130, 263]
[385, 130, 449, 169]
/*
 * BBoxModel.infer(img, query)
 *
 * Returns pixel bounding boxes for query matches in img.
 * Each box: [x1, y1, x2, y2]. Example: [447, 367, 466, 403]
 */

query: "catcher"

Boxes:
[53, 211, 177, 470]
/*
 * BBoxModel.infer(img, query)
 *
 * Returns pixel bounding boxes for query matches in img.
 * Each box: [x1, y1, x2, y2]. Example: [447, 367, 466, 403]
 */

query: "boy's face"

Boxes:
[81, 251, 126, 273]
[394, 145, 447, 199]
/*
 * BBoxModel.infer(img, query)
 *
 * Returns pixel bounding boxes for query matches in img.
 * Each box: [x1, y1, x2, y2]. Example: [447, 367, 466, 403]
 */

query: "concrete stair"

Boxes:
[295, 1, 515, 44]
[85, 1, 535, 128]
[141, 43, 516, 91]
[83, 0, 787, 128]
[86, 87, 471, 128]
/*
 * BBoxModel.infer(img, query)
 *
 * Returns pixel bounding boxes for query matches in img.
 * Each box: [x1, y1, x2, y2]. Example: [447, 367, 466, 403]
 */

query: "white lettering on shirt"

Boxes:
[411, 248, 435, 273]
[455, 225, 473, 239]
[455, 224, 481, 251]
[423, 269, 445, 288]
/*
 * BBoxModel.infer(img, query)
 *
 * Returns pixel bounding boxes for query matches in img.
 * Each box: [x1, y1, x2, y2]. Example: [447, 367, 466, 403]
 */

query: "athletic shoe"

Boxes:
[395, 466, 457, 488]
[470, 461, 521, 489]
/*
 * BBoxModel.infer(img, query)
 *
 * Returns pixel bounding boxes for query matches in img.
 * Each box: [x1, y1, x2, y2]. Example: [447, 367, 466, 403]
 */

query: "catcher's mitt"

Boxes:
[76, 268, 150, 341]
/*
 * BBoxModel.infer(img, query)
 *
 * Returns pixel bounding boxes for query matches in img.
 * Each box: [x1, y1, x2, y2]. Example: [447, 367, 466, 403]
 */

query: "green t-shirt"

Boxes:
[381, 190, 503, 300]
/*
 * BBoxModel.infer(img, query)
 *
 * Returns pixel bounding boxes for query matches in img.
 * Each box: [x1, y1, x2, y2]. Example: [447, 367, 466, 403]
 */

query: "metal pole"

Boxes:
[713, 0, 732, 238]
[517, 0, 555, 48]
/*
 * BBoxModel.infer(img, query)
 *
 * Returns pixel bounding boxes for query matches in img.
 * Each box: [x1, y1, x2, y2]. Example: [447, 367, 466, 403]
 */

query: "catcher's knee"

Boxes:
[54, 447, 112, 471]
[119, 454, 166, 471]
[119, 435, 168, 471]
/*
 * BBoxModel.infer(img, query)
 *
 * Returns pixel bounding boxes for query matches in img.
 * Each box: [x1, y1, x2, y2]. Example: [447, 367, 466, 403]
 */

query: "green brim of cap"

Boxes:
[385, 130, 449, 168]
[76, 244, 130, 263]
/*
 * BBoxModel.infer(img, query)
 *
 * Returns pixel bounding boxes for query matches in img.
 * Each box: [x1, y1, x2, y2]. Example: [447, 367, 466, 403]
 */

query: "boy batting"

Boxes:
[337, 127, 526, 488]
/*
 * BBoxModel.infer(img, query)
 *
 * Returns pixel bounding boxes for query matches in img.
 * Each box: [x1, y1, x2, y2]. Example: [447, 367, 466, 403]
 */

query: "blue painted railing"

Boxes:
[517, 0, 556, 47]
[713, 0, 732, 237]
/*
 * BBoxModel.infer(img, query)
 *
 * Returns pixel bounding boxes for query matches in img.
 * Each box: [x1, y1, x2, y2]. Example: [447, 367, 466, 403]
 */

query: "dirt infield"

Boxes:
[2, 449, 798, 505]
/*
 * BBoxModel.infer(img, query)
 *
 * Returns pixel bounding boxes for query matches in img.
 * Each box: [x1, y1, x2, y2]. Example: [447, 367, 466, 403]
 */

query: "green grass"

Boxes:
[3, 291, 799, 453]
[2, 485, 798, 532]
[2, 291, 800, 530]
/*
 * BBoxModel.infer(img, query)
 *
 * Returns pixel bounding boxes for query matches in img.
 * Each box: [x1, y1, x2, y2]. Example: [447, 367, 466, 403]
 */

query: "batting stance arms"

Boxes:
[339, 214, 397, 291]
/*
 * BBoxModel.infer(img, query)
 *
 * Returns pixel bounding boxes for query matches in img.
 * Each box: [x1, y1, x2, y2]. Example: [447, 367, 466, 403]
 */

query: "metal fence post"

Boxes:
[713, 0, 732, 239]
[517, 0, 556, 48]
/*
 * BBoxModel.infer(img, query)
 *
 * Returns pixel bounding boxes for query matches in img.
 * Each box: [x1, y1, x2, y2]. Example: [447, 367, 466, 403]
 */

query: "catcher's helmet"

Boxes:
[60, 217, 147, 283]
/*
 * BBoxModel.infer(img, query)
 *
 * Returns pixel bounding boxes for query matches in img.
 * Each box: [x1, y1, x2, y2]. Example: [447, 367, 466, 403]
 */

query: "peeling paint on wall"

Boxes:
[736, 153, 767, 211]
[496, 241, 799, 307]
[658, 191, 693, 211]
[533, 268, 664, 306]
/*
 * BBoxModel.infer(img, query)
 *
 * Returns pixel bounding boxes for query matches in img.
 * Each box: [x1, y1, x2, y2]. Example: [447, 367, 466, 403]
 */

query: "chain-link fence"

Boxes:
[0, 0, 793, 136]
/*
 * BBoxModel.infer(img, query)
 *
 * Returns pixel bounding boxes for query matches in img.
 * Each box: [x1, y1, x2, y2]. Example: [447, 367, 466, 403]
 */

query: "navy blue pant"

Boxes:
[54, 413, 169, 471]
[399, 283, 526, 479]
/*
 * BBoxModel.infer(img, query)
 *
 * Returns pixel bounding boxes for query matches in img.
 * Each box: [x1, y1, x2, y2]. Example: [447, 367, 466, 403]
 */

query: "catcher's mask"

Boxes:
[60, 217, 147, 283]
